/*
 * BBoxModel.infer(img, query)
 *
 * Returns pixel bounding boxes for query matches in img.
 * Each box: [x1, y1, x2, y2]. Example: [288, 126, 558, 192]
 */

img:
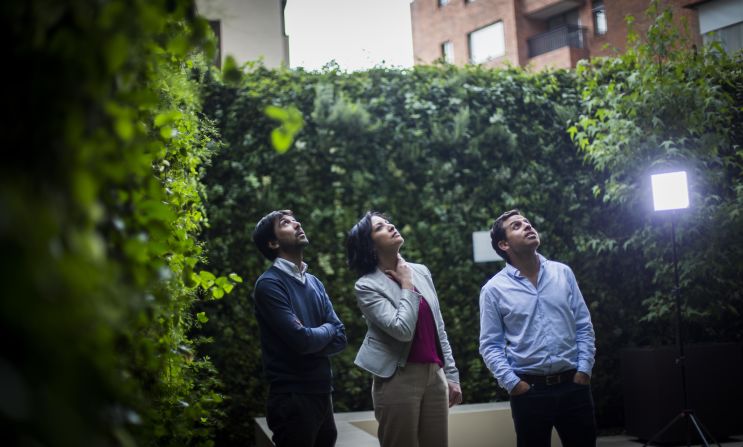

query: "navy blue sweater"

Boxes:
[253, 266, 347, 394]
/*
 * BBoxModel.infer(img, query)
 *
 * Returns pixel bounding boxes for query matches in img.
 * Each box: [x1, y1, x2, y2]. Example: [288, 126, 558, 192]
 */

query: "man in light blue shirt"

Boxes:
[479, 209, 597, 447]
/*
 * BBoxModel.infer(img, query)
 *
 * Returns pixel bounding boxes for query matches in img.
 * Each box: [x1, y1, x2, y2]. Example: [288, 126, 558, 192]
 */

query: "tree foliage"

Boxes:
[567, 3, 743, 424]
[570, 2, 743, 341]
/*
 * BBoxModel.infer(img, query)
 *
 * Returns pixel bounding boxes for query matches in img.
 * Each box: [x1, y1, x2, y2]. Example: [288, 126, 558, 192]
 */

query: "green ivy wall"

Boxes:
[199, 19, 741, 445]
[2, 1, 237, 445]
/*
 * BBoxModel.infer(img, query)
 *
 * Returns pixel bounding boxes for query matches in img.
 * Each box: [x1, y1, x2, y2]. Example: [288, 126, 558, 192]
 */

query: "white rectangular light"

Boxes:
[651, 171, 689, 211]
[472, 231, 503, 263]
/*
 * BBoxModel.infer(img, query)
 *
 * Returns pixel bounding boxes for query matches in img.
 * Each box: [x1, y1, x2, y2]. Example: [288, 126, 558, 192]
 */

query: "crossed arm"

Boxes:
[254, 278, 347, 356]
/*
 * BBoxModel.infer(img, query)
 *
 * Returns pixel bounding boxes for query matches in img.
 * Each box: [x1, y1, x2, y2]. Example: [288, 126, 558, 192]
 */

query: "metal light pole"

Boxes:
[643, 171, 719, 447]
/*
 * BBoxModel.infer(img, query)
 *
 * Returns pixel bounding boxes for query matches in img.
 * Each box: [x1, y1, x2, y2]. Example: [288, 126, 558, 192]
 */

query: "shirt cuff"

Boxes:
[504, 372, 522, 393]
[577, 362, 593, 377]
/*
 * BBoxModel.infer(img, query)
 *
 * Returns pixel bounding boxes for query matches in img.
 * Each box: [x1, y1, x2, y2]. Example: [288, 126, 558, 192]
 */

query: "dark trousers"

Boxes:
[509, 381, 597, 447]
[266, 392, 337, 447]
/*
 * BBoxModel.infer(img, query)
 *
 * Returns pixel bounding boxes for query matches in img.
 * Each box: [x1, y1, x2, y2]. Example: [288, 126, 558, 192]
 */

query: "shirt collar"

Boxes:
[505, 253, 546, 279]
[273, 257, 308, 283]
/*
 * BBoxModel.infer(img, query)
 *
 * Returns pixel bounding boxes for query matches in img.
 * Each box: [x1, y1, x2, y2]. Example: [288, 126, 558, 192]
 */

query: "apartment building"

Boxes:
[410, 0, 739, 70]
[196, 0, 289, 68]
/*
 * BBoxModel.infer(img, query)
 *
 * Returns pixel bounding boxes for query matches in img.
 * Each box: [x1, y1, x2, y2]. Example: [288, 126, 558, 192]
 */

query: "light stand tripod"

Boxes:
[642, 214, 719, 447]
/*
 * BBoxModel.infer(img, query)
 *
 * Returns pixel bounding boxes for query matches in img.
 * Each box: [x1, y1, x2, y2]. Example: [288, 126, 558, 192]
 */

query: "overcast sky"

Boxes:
[284, 0, 414, 71]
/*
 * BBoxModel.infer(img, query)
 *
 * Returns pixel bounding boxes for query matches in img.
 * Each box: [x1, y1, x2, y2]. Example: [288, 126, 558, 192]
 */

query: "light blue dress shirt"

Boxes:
[479, 254, 596, 393]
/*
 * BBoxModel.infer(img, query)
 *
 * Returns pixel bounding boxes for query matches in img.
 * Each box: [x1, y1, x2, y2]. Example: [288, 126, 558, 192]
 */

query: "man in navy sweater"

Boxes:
[252, 210, 347, 447]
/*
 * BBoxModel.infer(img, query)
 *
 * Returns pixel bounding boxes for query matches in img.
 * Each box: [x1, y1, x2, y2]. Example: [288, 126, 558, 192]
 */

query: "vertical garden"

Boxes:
[4, 1, 741, 446]
[3, 1, 238, 445]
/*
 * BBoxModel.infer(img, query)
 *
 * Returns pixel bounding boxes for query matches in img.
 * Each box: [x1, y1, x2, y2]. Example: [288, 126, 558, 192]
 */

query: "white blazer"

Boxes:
[353, 262, 460, 383]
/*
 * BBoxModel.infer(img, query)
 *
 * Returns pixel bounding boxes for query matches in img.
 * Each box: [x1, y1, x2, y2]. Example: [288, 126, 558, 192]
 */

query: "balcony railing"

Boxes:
[527, 25, 587, 58]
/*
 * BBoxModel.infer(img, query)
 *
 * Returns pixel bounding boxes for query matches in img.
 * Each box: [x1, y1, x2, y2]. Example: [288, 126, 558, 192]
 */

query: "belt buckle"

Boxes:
[545, 374, 560, 386]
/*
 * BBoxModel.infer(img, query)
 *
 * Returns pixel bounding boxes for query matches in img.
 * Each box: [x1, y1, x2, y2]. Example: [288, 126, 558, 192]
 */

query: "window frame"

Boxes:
[468, 21, 506, 64]
[592, 0, 607, 36]
[441, 40, 454, 63]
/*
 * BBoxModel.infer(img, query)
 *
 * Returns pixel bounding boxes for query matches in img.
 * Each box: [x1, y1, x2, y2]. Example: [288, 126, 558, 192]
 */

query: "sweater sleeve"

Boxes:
[254, 277, 337, 355]
[313, 278, 347, 357]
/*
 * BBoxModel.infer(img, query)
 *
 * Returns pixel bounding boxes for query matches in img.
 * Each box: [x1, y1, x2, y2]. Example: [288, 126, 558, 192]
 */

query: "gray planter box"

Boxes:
[620, 343, 743, 443]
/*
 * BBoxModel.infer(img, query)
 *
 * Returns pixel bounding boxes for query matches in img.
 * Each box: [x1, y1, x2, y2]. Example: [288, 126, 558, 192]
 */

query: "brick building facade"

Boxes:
[410, 0, 705, 70]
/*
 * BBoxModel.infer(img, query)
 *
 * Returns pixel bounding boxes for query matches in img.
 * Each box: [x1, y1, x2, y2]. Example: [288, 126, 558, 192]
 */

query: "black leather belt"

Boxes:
[517, 369, 577, 386]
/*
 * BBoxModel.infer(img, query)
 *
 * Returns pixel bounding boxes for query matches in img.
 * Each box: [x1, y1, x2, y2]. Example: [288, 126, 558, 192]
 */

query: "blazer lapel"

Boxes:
[369, 265, 433, 307]
[369, 268, 403, 305]
[410, 266, 436, 309]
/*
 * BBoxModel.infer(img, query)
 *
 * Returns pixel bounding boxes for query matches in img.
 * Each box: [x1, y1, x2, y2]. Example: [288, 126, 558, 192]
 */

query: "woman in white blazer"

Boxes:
[346, 211, 462, 447]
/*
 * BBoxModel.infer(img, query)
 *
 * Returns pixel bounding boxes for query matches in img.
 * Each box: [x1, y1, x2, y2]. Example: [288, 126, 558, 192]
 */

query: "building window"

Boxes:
[208, 20, 222, 67]
[593, 0, 607, 36]
[468, 21, 505, 64]
[441, 41, 454, 63]
[704, 21, 743, 55]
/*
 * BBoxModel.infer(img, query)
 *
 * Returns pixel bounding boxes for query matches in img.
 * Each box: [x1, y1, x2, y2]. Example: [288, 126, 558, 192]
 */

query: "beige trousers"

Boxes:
[372, 363, 449, 447]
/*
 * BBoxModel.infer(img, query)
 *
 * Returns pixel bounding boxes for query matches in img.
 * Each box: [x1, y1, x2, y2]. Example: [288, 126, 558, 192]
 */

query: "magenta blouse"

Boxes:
[407, 291, 444, 367]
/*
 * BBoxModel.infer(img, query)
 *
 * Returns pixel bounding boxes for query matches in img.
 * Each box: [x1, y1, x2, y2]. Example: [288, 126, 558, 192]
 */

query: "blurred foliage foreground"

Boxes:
[2, 0, 742, 446]
[2, 1, 240, 446]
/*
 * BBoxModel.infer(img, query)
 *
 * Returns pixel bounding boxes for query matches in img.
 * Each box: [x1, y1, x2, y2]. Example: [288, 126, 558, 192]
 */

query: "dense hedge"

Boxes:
[199, 12, 741, 446]
[199, 63, 609, 445]
[2, 1, 238, 445]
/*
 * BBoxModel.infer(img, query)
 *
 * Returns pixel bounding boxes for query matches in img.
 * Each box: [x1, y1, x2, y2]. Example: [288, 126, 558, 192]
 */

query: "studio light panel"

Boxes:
[651, 171, 689, 211]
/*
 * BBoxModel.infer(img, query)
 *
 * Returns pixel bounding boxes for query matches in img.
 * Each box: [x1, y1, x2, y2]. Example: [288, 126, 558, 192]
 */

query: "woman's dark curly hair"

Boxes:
[346, 211, 387, 278]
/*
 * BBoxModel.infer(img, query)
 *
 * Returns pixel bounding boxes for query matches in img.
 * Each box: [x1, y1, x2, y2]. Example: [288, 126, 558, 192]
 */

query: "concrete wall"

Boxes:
[196, 0, 289, 68]
[255, 402, 563, 447]
[697, 0, 743, 34]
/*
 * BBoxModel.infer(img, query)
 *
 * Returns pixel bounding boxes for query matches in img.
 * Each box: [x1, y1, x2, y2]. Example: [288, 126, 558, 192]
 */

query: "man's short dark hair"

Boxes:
[346, 211, 387, 278]
[490, 209, 521, 264]
[252, 210, 293, 261]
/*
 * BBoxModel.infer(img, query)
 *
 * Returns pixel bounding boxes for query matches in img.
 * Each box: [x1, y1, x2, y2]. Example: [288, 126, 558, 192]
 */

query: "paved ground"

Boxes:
[597, 434, 743, 446]
[257, 406, 743, 447]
